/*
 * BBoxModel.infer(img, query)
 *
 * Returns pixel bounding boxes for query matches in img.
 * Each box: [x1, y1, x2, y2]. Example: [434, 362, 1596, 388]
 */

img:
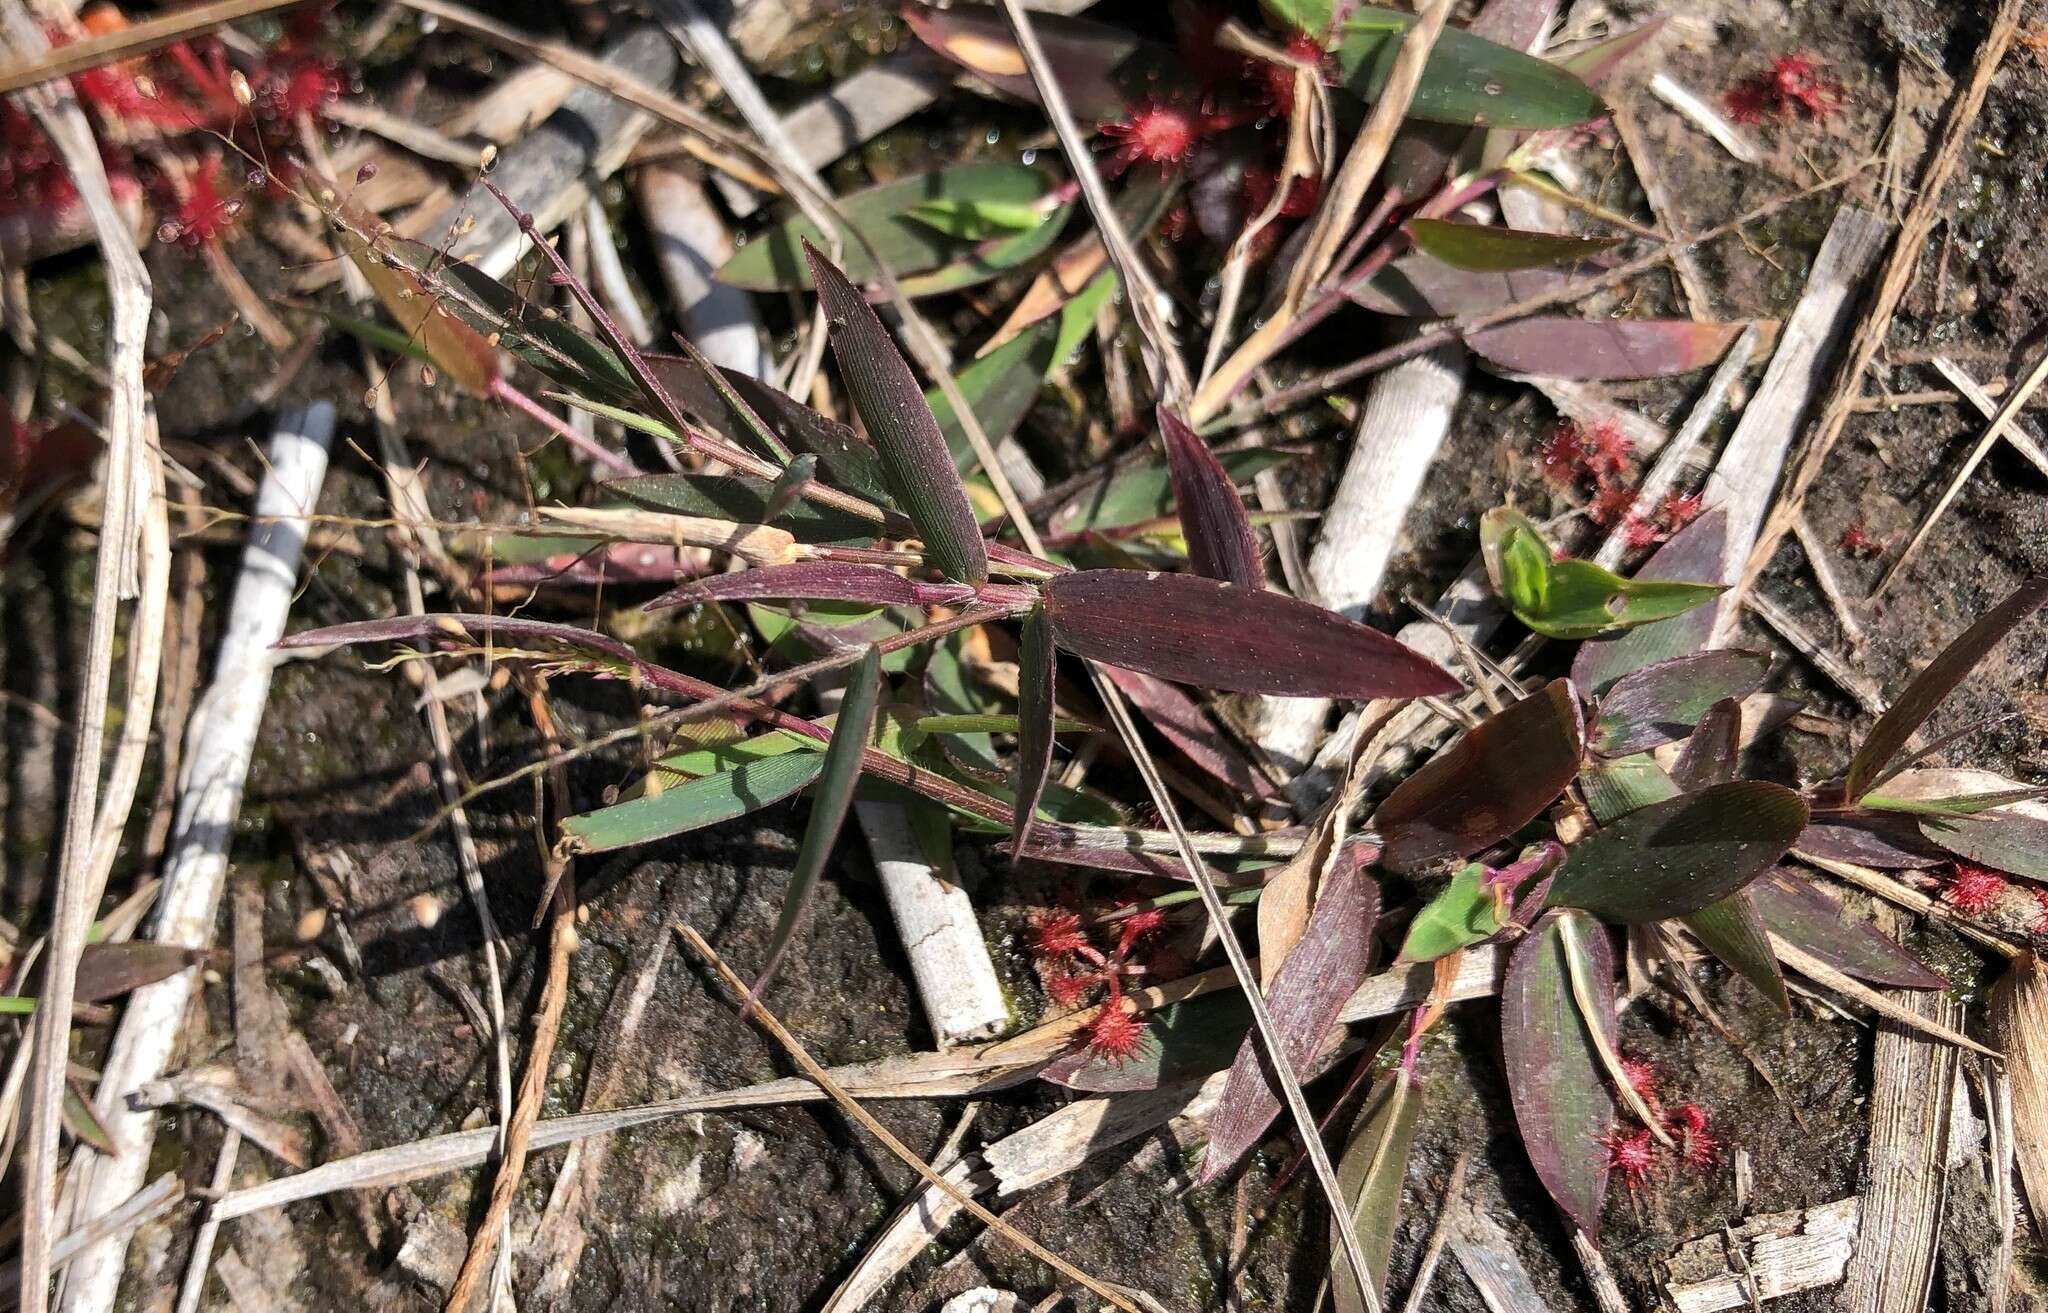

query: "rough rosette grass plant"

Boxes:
[280, 113, 2048, 1307]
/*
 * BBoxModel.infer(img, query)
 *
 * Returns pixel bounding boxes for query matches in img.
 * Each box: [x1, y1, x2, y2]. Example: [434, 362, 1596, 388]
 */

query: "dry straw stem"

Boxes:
[1228, 162, 1876, 428]
[1874, 339, 2048, 597]
[1770, 934, 1996, 1058]
[56, 405, 333, 1313]
[1698, 204, 1888, 645]
[1738, 0, 2027, 599]
[994, 0, 1190, 403]
[1840, 981, 1963, 1313]
[673, 925, 1145, 1313]
[1990, 956, 2048, 1240]
[1929, 356, 2048, 478]
[0, 12, 168, 1308]
[1193, 0, 1452, 422]
[0, 0, 297, 92]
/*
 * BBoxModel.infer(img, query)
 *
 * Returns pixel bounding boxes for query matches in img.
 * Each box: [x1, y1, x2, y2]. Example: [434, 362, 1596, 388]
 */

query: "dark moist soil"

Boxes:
[5, 0, 2047, 1309]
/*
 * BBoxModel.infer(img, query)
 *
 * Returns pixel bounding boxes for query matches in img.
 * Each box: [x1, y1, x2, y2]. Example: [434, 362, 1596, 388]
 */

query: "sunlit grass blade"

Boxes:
[1404, 218, 1619, 272]
[1331, 1069, 1423, 1313]
[750, 644, 885, 1003]
[1547, 781, 1808, 922]
[1374, 678, 1582, 873]
[1591, 651, 1768, 758]
[559, 753, 826, 855]
[1044, 570, 1458, 699]
[805, 241, 991, 586]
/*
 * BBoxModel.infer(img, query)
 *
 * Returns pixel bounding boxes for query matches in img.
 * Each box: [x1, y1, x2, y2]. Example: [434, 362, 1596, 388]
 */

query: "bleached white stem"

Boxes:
[635, 163, 770, 379]
[57, 404, 336, 1313]
[1248, 343, 1467, 776]
[1703, 207, 1886, 645]
[1649, 72, 1764, 166]
[854, 800, 1010, 1045]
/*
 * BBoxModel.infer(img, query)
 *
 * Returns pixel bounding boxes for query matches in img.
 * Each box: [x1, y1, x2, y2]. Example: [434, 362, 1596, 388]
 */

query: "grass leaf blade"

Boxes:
[805, 241, 990, 585]
[751, 645, 885, 1001]
[1012, 606, 1057, 855]
[1502, 909, 1616, 1238]
[1159, 405, 1264, 589]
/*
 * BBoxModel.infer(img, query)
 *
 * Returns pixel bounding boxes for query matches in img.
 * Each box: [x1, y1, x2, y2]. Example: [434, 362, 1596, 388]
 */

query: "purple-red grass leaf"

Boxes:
[1331, 1070, 1423, 1313]
[1547, 781, 1809, 923]
[1464, 317, 1746, 380]
[804, 241, 990, 586]
[1013, 606, 1057, 856]
[1591, 651, 1768, 758]
[1793, 814, 1947, 869]
[1044, 570, 1459, 700]
[1681, 891, 1789, 1014]
[750, 644, 884, 1002]
[1571, 510, 1729, 696]
[1844, 573, 2048, 802]
[71, 943, 202, 1004]
[1918, 812, 2048, 882]
[646, 562, 965, 611]
[1373, 679, 1583, 874]
[1671, 696, 1744, 790]
[1104, 665, 1280, 803]
[1750, 868, 1946, 989]
[1502, 908, 1616, 1239]
[1200, 844, 1380, 1184]
[1557, 16, 1668, 85]
[1159, 405, 1264, 590]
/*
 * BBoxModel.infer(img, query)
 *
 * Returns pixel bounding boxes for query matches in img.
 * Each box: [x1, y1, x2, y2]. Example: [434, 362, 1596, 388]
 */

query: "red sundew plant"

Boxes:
[1840, 524, 1887, 558]
[1099, 101, 1210, 175]
[1724, 53, 1842, 124]
[1603, 1128, 1656, 1192]
[152, 154, 244, 248]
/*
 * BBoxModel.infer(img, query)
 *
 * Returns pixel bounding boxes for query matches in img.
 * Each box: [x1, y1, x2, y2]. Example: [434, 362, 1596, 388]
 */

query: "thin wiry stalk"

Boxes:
[676, 926, 1146, 1313]
[1086, 667, 1387, 1312]
[992, 0, 1190, 404]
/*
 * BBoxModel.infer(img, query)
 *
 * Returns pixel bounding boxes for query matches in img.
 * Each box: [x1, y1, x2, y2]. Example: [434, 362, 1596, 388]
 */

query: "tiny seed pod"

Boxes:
[230, 70, 253, 106]
[356, 161, 379, 184]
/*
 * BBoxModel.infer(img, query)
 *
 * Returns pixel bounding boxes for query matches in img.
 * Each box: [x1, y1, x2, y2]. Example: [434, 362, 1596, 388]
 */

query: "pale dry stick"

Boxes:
[1571, 1232, 1632, 1313]
[1231, 162, 1876, 428]
[1398, 1151, 1469, 1313]
[1874, 339, 2048, 598]
[400, 0, 776, 192]
[443, 893, 577, 1313]
[0, 0, 295, 91]
[1449, 1202, 1553, 1313]
[1247, 343, 1469, 775]
[674, 925, 1145, 1313]
[1193, 0, 1451, 422]
[1286, 0, 1451, 311]
[356, 346, 517, 1299]
[1647, 71, 1763, 166]
[1929, 356, 2048, 478]
[1979, 1058, 2017, 1313]
[56, 405, 334, 1313]
[636, 163, 769, 379]
[1085, 673, 1390, 1313]
[3, 13, 167, 1307]
[322, 99, 479, 167]
[580, 197, 654, 347]
[207, 949, 1506, 1220]
[1791, 517, 1867, 650]
[1840, 976, 1963, 1313]
[1771, 935, 1997, 1058]
[172, 1129, 242, 1313]
[1795, 852, 2019, 958]
[1589, 324, 1760, 572]
[1702, 206, 1889, 646]
[0, 1175, 186, 1298]
[1739, 0, 2027, 599]
[993, 0, 1190, 403]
